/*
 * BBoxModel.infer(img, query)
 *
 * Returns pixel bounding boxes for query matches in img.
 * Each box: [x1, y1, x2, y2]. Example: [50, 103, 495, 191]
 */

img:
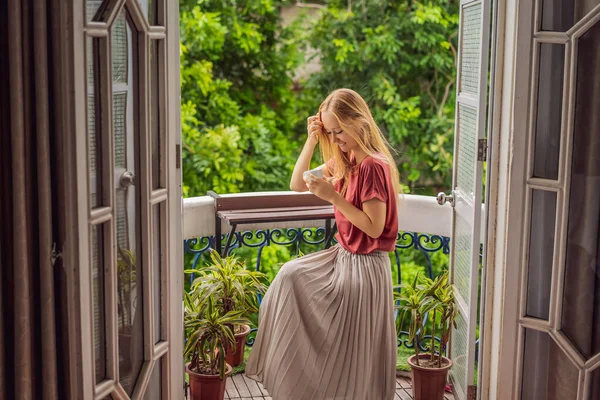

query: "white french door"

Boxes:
[438, 0, 491, 398]
[512, 1, 600, 399]
[76, 0, 182, 398]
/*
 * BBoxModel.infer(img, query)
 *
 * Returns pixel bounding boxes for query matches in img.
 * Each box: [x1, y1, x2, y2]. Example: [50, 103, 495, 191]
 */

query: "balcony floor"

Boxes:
[224, 373, 456, 399]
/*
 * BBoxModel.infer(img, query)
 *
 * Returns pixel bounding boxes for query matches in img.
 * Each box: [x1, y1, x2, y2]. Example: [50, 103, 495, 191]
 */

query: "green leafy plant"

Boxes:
[395, 270, 457, 367]
[184, 295, 247, 378]
[422, 271, 458, 366]
[179, 0, 310, 198]
[184, 250, 269, 376]
[185, 250, 269, 331]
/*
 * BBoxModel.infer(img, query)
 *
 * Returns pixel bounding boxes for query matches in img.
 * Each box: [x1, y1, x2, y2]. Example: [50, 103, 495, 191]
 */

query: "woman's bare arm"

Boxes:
[331, 194, 387, 238]
[290, 144, 318, 192]
[290, 116, 323, 192]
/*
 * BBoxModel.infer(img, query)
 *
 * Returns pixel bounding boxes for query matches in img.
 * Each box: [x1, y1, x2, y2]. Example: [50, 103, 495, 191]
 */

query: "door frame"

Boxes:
[478, 0, 542, 397]
[165, 0, 183, 396]
[54, 0, 90, 397]
[56, 0, 183, 398]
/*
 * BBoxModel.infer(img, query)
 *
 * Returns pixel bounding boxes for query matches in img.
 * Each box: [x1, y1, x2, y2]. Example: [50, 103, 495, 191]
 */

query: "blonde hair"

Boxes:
[318, 88, 402, 196]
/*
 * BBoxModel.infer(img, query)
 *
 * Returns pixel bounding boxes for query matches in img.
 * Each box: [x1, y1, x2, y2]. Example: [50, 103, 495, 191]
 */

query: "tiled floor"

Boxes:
[222, 373, 456, 400]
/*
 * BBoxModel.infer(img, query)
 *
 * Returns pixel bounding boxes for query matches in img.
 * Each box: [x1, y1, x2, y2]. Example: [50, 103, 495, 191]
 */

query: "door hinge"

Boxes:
[176, 144, 181, 169]
[468, 385, 477, 399]
[477, 139, 487, 162]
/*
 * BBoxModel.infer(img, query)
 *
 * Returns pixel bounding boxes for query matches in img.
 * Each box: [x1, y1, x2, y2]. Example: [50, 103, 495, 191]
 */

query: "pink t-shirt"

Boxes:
[328, 154, 398, 254]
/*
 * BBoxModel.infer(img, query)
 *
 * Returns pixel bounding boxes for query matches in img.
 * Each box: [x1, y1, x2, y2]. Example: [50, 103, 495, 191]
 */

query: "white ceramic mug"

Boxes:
[303, 168, 324, 181]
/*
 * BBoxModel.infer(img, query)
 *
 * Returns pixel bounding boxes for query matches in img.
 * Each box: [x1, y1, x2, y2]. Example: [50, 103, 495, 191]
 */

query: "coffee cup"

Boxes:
[303, 168, 324, 181]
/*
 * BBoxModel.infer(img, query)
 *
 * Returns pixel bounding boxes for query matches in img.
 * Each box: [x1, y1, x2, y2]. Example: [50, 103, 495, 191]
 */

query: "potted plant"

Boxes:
[185, 249, 268, 367]
[184, 293, 247, 400]
[395, 271, 458, 400]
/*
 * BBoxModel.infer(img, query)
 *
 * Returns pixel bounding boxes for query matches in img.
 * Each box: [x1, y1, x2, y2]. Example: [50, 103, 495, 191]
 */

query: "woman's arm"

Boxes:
[305, 176, 387, 238]
[290, 115, 323, 192]
[331, 194, 387, 238]
[290, 143, 316, 192]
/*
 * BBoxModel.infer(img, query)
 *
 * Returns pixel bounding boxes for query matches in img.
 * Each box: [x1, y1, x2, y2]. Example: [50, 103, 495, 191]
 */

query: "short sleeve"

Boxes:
[359, 160, 389, 204]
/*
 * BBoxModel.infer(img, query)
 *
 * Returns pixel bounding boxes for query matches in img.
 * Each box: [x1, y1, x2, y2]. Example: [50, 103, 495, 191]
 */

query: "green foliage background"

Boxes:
[180, 0, 311, 197]
[180, 0, 459, 197]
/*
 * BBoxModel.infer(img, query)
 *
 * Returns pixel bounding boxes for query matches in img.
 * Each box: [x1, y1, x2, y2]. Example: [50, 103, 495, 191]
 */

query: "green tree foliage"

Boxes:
[180, 0, 311, 197]
[180, 0, 458, 196]
[302, 0, 459, 194]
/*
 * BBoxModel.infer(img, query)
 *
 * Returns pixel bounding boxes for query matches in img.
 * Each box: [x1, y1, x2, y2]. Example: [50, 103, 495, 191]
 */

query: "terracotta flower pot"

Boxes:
[407, 354, 453, 400]
[225, 324, 251, 367]
[186, 362, 232, 400]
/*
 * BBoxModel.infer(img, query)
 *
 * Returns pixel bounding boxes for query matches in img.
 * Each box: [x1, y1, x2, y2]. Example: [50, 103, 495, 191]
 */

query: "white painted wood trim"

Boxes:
[166, 0, 184, 398]
[69, 0, 96, 398]
[105, 10, 120, 391]
[86, 26, 110, 37]
[525, 178, 562, 190]
[477, 0, 502, 394]
[533, 31, 569, 43]
[456, 92, 479, 108]
[503, 0, 536, 394]
[481, 0, 532, 396]
[95, 379, 115, 398]
[568, 3, 600, 38]
[90, 206, 113, 224]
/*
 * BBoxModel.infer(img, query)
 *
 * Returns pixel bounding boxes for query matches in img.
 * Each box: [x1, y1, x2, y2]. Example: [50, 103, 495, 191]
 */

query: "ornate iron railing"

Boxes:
[184, 228, 451, 352]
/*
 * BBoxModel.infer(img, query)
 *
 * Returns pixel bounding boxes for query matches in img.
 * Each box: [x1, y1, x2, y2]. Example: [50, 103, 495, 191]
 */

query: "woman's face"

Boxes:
[320, 111, 359, 153]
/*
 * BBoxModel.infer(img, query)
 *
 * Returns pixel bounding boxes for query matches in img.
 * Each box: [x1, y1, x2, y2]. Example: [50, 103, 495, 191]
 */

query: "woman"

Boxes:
[246, 88, 400, 400]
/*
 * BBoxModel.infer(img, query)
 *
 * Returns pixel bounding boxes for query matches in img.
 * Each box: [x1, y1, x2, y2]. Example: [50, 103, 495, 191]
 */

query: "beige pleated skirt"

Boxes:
[245, 245, 397, 400]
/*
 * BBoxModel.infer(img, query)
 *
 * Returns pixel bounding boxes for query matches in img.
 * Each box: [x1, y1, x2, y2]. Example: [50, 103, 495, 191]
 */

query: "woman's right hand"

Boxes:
[306, 114, 323, 147]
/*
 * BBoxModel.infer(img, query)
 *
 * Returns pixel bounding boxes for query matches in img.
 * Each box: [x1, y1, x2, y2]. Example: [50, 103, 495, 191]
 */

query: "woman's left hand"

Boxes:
[305, 175, 337, 203]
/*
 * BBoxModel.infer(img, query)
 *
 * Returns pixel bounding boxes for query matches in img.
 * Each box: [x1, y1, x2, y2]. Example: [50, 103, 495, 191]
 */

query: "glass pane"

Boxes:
[542, 0, 600, 32]
[541, 0, 574, 31]
[453, 212, 474, 303]
[591, 368, 600, 399]
[153, 203, 162, 343]
[456, 104, 478, 200]
[526, 190, 556, 319]
[86, 0, 102, 22]
[112, 12, 144, 395]
[150, 40, 162, 189]
[90, 0, 120, 23]
[521, 329, 578, 400]
[459, 2, 482, 95]
[87, 37, 102, 208]
[146, 357, 163, 400]
[113, 93, 127, 169]
[92, 224, 106, 383]
[533, 44, 564, 180]
[112, 14, 128, 84]
[561, 21, 600, 361]
[450, 313, 469, 400]
[138, 0, 158, 25]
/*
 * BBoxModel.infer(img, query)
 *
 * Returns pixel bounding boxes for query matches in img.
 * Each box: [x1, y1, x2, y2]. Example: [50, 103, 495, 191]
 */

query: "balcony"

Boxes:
[182, 192, 457, 399]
